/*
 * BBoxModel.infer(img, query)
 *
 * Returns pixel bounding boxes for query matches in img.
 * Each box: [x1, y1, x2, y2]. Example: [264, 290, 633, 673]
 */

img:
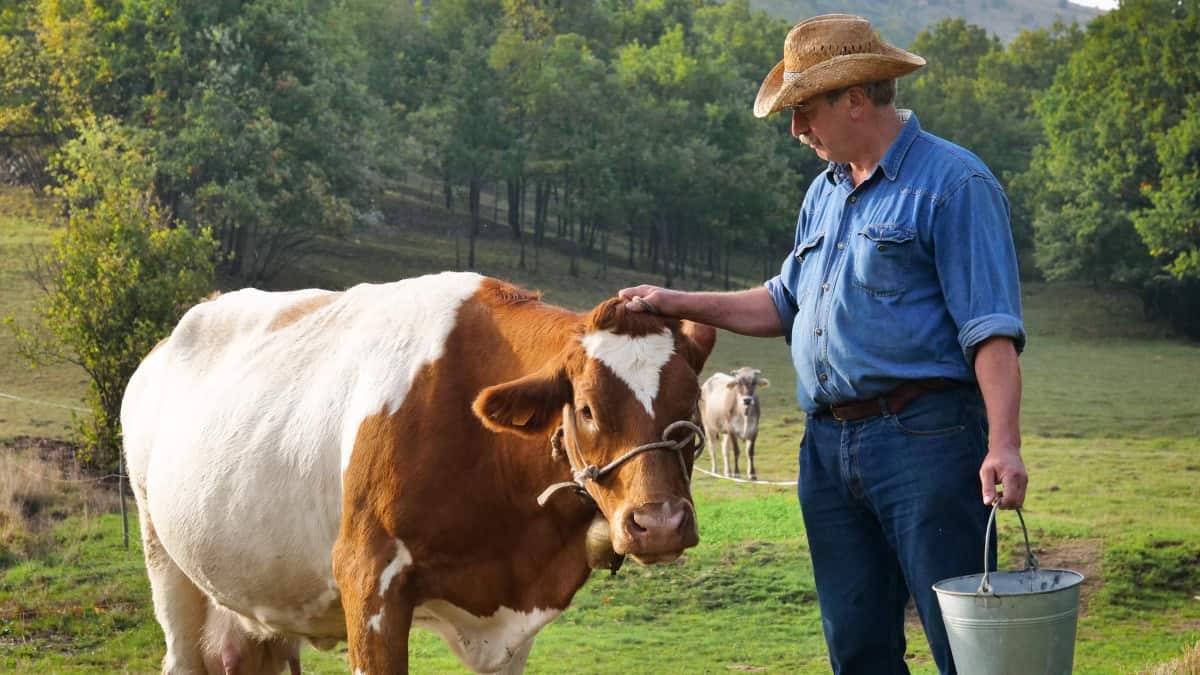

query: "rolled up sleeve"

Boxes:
[934, 174, 1027, 365]
[764, 274, 798, 345]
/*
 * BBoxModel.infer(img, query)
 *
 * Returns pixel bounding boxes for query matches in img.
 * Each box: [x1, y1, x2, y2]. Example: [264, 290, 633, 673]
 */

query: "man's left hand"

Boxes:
[979, 449, 1028, 509]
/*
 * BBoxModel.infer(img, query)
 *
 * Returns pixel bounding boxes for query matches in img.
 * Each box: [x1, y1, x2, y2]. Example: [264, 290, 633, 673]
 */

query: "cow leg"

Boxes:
[728, 435, 741, 478]
[720, 434, 733, 477]
[138, 507, 209, 674]
[746, 436, 757, 482]
[704, 425, 720, 474]
[334, 535, 415, 673]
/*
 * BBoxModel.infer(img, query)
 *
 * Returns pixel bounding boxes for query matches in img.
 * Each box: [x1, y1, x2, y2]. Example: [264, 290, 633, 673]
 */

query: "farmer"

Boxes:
[619, 14, 1027, 675]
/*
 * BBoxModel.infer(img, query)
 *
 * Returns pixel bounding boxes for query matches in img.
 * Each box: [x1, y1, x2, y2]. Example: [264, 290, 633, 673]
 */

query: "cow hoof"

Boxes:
[749, 475, 758, 482]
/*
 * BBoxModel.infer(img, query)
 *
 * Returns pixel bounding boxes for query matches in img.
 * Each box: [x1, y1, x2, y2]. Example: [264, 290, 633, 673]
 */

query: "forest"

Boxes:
[1, 0, 1197, 330]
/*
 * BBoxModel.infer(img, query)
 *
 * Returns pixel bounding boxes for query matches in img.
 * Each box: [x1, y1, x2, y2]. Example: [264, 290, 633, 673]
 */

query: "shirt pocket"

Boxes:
[852, 223, 916, 297]
[793, 232, 825, 263]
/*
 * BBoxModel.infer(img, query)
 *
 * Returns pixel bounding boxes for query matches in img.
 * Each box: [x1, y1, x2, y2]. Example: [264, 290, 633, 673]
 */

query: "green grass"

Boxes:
[2, 184, 1199, 673]
[0, 187, 88, 442]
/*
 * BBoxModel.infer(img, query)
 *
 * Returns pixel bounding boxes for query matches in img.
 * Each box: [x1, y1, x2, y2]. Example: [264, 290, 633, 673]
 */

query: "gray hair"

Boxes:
[824, 79, 897, 106]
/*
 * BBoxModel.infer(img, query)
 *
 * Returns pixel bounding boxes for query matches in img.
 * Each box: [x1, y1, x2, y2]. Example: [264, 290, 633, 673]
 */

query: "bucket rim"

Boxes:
[932, 568, 1084, 598]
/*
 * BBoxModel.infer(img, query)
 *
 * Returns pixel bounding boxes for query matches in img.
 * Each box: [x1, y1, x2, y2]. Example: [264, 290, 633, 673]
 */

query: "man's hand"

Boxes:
[979, 448, 1028, 509]
[618, 285, 682, 316]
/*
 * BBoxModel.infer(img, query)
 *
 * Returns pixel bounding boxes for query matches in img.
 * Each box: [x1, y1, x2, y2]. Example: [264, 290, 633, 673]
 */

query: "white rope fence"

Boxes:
[693, 466, 798, 486]
[0, 390, 90, 413]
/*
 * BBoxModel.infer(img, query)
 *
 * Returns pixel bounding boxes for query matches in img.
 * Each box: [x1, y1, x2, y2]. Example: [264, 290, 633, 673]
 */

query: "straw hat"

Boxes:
[753, 14, 925, 118]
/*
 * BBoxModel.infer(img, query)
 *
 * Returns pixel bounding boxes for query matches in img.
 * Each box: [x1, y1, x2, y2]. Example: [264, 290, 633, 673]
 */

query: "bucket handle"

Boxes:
[978, 496, 1039, 594]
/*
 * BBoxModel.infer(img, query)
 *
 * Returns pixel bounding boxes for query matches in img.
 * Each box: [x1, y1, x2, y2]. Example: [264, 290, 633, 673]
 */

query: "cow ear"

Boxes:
[758, 378, 770, 389]
[679, 320, 716, 374]
[726, 380, 737, 390]
[473, 367, 571, 438]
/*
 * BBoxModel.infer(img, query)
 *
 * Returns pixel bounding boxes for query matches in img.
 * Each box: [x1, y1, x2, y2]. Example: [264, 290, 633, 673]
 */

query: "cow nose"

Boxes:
[742, 397, 754, 407]
[621, 500, 697, 560]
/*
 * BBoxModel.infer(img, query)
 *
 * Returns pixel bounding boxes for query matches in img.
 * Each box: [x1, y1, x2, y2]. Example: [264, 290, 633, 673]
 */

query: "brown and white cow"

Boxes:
[120, 272, 715, 674]
[699, 368, 769, 481]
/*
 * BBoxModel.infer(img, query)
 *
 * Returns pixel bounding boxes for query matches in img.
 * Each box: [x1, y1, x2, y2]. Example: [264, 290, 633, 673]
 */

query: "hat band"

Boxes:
[782, 71, 803, 84]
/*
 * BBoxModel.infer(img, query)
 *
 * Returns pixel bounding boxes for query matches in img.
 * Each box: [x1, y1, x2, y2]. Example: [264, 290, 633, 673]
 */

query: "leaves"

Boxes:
[6, 119, 216, 467]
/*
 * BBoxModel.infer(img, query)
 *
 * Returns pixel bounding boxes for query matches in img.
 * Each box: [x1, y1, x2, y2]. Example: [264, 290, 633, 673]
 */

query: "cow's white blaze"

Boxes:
[580, 328, 674, 416]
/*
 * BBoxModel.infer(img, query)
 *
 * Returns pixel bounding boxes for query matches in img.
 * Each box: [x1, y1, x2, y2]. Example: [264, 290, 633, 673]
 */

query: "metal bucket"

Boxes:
[932, 502, 1084, 675]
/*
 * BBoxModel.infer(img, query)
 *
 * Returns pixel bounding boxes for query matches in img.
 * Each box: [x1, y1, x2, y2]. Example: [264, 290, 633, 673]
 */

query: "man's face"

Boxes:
[789, 92, 844, 162]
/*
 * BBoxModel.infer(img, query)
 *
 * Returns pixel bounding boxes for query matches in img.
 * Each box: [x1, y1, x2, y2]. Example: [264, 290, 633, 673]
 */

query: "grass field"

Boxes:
[2, 184, 1199, 673]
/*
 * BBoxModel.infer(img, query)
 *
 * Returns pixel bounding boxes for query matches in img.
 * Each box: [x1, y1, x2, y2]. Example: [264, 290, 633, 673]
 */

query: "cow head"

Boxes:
[473, 298, 716, 564]
[728, 367, 769, 410]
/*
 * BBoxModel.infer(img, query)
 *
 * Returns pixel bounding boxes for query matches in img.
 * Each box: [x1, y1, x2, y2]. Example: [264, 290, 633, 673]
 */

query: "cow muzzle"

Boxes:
[613, 499, 698, 564]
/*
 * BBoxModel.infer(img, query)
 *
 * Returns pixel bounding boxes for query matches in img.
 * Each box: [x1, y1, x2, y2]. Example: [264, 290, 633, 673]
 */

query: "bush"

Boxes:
[5, 119, 217, 468]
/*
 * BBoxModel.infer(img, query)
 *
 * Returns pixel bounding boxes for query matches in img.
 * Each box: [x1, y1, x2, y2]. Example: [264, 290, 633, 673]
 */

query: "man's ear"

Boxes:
[679, 320, 716, 374]
[473, 367, 571, 438]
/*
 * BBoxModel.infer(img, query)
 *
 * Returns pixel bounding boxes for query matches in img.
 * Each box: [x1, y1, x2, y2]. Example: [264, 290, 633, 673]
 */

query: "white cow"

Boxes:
[700, 367, 769, 481]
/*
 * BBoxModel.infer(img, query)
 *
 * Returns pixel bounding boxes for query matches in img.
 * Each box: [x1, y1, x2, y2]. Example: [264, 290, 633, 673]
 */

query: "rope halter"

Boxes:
[537, 404, 706, 507]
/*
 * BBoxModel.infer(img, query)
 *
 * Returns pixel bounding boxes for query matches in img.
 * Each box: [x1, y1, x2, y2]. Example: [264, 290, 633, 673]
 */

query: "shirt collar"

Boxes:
[822, 110, 922, 185]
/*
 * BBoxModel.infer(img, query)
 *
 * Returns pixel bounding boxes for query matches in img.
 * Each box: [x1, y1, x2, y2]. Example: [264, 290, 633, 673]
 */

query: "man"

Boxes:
[619, 14, 1028, 675]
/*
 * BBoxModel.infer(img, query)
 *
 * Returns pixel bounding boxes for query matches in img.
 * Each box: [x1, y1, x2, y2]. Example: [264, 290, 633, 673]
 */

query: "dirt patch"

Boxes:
[1020, 538, 1104, 615]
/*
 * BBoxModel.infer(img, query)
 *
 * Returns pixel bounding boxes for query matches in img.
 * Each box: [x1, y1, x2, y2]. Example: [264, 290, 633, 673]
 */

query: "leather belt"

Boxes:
[823, 378, 964, 422]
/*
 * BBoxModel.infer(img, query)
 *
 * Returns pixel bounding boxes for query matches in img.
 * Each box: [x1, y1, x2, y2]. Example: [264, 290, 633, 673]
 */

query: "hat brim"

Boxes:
[753, 47, 925, 119]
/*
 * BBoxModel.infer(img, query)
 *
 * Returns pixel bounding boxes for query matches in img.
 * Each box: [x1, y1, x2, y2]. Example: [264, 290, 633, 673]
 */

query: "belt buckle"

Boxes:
[830, 405, 846, 422]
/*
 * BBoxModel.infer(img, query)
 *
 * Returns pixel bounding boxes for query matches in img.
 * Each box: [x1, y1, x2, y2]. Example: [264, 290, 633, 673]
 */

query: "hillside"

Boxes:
[750, 0, 1102, 45]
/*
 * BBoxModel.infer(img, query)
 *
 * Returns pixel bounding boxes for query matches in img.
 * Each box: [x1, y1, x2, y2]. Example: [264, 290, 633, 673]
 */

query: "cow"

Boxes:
[699, 368, 769, 481]
[120, 272, 715, 675]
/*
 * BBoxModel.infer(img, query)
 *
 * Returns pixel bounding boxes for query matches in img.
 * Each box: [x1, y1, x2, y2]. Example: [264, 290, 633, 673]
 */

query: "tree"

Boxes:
[5, 119, 217, 467]
[1024, 0, 1199, 308]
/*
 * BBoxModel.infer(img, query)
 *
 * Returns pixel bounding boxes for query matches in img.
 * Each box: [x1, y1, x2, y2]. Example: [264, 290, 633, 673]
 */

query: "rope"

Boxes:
[0, 390, 89, 413]
[537, 410, 704, 506]
[693, 466, 798, 487]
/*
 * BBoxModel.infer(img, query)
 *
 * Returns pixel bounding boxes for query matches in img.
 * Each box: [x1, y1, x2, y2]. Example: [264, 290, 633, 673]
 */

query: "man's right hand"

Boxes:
[618, 285, 681, 316]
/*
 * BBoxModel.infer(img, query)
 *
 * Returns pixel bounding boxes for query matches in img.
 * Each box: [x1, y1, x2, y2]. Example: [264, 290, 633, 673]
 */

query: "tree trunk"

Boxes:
[659, 221, 673, 287]
[468, 177, 481, 270]
[600, 225, 609, 278]
[534, 181, 548, 245]
[507, 179, 522, 239]
[723, 235, 732, 290]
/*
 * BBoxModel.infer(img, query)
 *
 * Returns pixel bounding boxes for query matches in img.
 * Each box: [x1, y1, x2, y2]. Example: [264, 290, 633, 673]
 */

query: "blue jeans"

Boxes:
[799, 386, 995, 675]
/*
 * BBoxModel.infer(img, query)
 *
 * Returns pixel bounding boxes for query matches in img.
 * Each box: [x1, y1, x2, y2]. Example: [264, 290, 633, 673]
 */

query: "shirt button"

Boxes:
[815, 328, 823, 336]
[848, 195, 857, 204]
[822, 282, 830, 291]
[819, 374, 829, 383]
[837, 242, 846, 250]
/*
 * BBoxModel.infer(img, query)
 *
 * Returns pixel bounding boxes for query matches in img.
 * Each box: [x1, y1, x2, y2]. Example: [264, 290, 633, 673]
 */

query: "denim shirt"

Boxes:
[764, 112, 1026, 414]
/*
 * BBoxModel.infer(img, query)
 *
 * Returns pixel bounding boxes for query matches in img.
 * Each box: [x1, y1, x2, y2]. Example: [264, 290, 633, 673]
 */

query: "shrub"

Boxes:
[5, 119, 217, 468]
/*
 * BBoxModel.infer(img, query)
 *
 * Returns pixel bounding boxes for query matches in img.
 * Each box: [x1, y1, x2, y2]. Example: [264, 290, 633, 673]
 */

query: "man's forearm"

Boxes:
[673, 287, 785, 337]
[973, 335, 1028, 507]
[974, 336, 1022, 453]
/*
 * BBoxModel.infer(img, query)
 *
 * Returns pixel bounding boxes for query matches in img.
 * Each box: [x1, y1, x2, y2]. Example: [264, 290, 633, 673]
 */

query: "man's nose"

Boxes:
[791, 107, 808, 137]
